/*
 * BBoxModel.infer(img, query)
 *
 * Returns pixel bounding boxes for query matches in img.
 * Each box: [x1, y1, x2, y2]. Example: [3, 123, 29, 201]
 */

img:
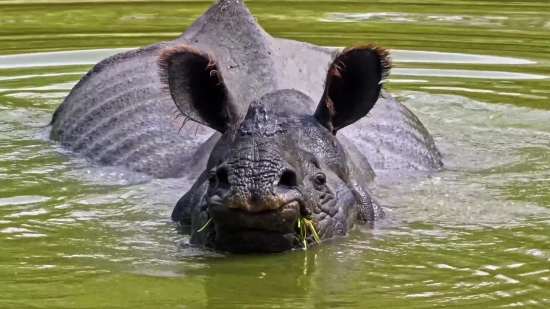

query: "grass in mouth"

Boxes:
[197, 218, 212, 232]
[197, 216, 322, 251]
[297, 215, 321, 250]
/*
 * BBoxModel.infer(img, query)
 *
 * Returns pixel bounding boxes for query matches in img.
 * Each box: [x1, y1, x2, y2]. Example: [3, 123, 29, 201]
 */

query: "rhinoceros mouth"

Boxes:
[207, 199, 305, 253]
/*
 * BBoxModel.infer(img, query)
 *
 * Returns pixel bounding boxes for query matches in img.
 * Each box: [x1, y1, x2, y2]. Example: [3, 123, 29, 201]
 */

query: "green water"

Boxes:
[1, 0, 549, 308]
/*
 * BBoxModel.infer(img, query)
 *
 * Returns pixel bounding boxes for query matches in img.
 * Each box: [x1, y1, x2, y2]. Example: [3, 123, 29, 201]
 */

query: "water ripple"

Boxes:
[0, 11, 549, 306]
[0, 196, 50, 207]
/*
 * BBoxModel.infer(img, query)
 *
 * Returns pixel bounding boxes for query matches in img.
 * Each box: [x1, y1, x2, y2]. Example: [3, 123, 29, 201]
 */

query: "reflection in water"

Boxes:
[420, 87, 548, 99]
[393, 68, 548, 80]
[0, 72, 86, 82]
[387, 79, 429, 84]
[320, 11, 550, 30]
[320, 12, 510, 27]
[0, 82, 76, 93]
[0, 47, 537, 68]
[0, 48, 134, 69]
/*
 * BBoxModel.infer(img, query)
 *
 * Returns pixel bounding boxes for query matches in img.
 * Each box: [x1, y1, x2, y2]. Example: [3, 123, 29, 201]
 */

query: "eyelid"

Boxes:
[314, 173, 326, 185]
[311, 158, 321, 169]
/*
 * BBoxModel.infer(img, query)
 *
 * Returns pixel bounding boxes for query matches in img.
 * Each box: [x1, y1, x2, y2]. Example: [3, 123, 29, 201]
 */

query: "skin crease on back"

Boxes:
[48, 0, 444, 254]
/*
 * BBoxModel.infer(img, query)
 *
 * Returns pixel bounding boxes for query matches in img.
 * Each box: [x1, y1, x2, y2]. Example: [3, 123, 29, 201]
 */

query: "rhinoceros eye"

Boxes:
[313, 173, 326, 188]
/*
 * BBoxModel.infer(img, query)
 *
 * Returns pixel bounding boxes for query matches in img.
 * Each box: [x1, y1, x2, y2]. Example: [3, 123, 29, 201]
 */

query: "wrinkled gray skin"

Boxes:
[49, 0, 443, 254]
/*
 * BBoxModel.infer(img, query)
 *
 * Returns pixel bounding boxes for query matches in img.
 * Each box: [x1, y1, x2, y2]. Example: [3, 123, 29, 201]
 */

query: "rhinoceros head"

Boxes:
[158, 44, 390, 253]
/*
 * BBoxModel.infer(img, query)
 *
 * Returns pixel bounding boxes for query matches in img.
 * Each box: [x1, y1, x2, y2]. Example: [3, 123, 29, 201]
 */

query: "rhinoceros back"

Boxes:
[50, 42, 216, 179]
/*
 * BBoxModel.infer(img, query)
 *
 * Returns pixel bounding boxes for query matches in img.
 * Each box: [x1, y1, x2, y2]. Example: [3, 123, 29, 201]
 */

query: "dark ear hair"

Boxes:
[314, 44, 392, 134]
[158, 45, 239, 133]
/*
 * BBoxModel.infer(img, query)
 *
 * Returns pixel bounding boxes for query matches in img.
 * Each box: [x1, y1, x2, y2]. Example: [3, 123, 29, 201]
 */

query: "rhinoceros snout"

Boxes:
[209, 163, 302, 214]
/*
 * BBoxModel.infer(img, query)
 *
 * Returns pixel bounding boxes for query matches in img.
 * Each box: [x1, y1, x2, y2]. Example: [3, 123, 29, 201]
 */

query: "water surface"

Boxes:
[1, 0, 549, 308]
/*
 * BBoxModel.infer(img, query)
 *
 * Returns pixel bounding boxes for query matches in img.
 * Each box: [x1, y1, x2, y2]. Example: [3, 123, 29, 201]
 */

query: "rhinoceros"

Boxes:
[49, 0, 443, 253]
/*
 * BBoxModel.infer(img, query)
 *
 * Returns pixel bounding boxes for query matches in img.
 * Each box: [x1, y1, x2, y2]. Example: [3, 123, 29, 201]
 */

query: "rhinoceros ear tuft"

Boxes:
[158, 45, 238, 133]
[314, 44, 392, 134]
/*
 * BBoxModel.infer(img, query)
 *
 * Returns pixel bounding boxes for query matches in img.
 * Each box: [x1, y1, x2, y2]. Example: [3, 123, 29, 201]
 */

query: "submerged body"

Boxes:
[49, 0, 443, 253]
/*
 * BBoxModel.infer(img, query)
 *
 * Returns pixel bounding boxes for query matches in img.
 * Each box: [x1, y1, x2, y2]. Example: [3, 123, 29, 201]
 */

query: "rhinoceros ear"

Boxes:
[314, 44, 392, 134]
[158, 45, 238, 133]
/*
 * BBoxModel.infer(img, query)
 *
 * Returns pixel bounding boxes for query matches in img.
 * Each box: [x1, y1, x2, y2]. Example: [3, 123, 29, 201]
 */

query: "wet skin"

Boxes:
[49, 0, 443, 254]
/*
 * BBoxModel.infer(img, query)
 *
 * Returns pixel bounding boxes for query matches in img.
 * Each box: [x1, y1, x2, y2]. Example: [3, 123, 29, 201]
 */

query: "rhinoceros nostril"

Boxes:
[216, 166, 230, 187]
[278, 169, 297, 187]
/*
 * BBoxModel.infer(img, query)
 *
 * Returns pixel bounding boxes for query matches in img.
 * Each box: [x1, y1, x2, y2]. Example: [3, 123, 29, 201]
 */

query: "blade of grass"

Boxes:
[305, 220, 321, 244]
[297, 215, 322, 251]
[197, 218, 212, 232]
